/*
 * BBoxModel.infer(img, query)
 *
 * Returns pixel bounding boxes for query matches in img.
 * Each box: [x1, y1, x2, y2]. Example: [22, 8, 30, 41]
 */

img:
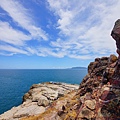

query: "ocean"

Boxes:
[0, 69, 87, 114]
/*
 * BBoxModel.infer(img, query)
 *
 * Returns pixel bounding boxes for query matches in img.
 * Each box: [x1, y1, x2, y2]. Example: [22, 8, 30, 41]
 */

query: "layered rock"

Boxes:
[21, 54, 120, 120]
[0, 82, 79, 120]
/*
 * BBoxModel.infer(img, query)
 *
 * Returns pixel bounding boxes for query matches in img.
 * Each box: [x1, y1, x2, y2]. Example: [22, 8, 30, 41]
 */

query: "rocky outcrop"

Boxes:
[1, 57, 120, 120]
[21, 54, 120, 120]
[0, 82, 79, 120]
[76, 54, 120, 120]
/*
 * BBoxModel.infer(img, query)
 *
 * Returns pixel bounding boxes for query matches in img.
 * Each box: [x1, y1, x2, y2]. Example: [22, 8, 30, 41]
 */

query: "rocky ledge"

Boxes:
[0, 82, 79, 120]
[21, 54, 120, 120]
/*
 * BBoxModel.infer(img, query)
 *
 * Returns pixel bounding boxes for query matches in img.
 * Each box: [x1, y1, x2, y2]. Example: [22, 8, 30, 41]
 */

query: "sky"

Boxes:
[0, 0, 120, 69]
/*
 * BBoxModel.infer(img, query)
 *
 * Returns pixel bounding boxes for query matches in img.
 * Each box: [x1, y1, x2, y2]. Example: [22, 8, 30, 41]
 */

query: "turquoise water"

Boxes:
[0, 69, 87, 114]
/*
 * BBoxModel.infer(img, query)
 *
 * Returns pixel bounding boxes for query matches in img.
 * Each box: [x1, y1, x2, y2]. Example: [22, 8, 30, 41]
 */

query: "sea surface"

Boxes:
[0, 69, 87, 114]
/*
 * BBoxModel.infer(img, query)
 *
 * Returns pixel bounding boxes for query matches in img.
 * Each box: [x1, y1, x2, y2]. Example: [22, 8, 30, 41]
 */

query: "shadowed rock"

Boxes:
[111, 19, 120, 58]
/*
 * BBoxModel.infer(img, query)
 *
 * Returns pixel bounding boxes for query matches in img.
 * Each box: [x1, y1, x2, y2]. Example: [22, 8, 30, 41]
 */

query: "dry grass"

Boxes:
[21, 90, 77, 120]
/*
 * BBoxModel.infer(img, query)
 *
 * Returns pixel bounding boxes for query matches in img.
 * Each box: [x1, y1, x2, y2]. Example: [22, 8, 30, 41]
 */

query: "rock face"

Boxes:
[21, 54, 120, 120]
[0, 82, 79, 120]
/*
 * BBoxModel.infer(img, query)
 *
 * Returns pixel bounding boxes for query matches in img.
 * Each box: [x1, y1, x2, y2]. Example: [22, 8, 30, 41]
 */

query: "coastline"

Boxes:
[0, 82, 79, 120]
[0, 55, 120, 119]
[0, 69, 87, 114]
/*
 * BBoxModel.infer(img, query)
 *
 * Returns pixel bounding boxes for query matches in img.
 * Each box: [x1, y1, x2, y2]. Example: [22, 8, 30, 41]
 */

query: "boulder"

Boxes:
[111, 19, 120, 41]
[85, 99, 96, 110]
[37, 99, 50, 107]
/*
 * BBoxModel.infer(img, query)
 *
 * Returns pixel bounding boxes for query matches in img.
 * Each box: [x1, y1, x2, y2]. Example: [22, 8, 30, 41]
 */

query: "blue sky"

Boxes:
[0, 0, 119, 69]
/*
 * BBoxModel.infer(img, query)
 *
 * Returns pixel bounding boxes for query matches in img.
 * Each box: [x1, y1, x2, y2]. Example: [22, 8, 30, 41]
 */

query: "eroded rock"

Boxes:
[0, 82, 79, 120]
[11, 54, 119, 120]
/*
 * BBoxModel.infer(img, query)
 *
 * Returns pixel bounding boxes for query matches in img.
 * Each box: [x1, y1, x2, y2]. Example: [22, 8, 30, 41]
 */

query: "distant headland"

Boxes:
[70, 66, 87, 69]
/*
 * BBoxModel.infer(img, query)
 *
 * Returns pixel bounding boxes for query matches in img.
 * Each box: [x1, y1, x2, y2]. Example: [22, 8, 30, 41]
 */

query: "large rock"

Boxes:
[111, 19, 120, 41]
[0, 82, 79, 120]
[111, 19, 120, 56]
[0, 102, 45, 120]
[85, 99, 96, 110]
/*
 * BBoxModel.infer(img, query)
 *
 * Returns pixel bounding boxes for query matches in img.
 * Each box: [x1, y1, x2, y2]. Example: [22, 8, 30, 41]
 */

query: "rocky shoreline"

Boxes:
[0, 54, 120, 120]
[0, 82, 79, 120]
[19, 54, 120, 120]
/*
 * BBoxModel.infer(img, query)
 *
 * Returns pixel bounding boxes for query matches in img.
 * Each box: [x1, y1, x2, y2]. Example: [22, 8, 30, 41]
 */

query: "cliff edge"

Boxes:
[21, 54, 120, 120]
[0, 82, 79, 120]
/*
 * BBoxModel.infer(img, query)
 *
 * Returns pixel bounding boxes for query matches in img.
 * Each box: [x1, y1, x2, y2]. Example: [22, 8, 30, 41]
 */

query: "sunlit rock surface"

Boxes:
[0, 82, 79, 120]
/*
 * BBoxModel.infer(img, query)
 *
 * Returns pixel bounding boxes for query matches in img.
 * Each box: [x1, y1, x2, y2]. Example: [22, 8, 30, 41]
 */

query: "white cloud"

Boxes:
[0, 44, 28, 55]
[24, 46, 65, 57]
[0, 0, 48, 40]
[36, 47, 66, 58]
[47, 0, 119, 59]
[0, 21, 31, 46]
[0, 0, 119, 59]
[0, 0, 49, 57]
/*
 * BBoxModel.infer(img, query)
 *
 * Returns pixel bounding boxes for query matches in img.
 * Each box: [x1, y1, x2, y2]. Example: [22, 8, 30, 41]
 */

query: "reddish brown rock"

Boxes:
[109, 54, 118, 63]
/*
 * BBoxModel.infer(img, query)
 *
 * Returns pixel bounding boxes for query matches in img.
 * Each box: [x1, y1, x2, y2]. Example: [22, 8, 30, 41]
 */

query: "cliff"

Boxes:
[20, 54, 120, 120]
[0, 55, 120, 120]
[0, 82, 79, 120]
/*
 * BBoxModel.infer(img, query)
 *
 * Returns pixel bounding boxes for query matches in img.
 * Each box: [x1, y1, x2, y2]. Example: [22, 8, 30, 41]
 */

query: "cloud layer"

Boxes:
[0, 0, 119, 59]
[48, 0, 119, 59]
